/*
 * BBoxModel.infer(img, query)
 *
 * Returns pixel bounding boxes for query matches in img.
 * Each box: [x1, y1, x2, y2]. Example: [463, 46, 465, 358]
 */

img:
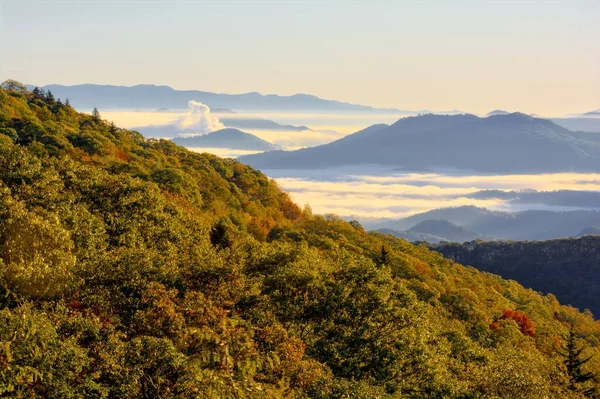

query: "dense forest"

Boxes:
[2, 80, 600, 398]
[430, 237, 600, 317]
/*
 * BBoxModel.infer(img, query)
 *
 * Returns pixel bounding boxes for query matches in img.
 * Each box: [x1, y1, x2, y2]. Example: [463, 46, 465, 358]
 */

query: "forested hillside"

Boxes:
[430, 237, 600, 317]
[2, 81, 600, 398]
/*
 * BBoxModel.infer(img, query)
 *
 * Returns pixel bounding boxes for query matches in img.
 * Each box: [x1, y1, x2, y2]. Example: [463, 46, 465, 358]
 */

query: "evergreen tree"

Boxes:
[561, 326, 597, 396]
[65, 98, 71, 107]
[45, 90, 55, 103]
[379, 245, 389, 266]
[92, 107, 100, 121]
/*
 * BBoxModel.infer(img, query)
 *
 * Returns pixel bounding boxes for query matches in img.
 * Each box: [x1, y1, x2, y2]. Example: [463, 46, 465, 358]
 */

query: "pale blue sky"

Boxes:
[1, 1, 598, 115]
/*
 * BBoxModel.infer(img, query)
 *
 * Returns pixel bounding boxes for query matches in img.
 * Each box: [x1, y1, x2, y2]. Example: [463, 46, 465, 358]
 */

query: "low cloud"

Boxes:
[270, 170, 600, 219]
[175, 101, 224, 134]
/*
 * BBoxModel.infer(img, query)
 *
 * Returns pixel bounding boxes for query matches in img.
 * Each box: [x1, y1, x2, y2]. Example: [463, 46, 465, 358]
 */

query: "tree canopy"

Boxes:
[1, 81, 600, 398]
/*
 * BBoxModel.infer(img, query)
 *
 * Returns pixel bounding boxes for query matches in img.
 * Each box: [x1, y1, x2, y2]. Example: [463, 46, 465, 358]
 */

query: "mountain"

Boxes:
[4, 83, 600, 397]
[134, 123, 183, 139]
[381, 205, 600, 241]
[240, 113, 600, 173]
[377, 219, 487, 243]
[376, 227, 443, 243]
[485, 110, 510, 116]
[219, 118, 311, 132]
[578, 226, 600, 236]
[430, 236, 600, 316]
[467, 189, 600, 208]
[170, 128, 280, 151]
[550, 118, 600, 133]
[26, 83, 402, 112]
[582, 109, 600, 117]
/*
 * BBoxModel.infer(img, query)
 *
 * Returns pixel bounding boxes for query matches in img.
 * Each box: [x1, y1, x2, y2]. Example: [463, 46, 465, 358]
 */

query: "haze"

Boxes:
[2, 1, 599, 116]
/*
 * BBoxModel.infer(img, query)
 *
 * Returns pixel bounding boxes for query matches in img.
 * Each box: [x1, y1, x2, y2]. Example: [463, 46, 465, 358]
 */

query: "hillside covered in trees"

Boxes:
[430, 237, 600, 317]
[2, 81, 600, 398]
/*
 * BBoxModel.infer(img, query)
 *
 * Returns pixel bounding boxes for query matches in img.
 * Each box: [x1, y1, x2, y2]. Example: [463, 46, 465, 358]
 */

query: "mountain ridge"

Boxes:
[239, 112, 600, 173]
[430, 236, 600, 316]
[170, 127, 280, 151]
[25, 83, 403, 112]
[377, 205, 600, 241]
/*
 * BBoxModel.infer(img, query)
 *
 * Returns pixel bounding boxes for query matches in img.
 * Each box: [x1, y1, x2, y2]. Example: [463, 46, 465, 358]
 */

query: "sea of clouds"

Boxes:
[265, 167, 600, 219]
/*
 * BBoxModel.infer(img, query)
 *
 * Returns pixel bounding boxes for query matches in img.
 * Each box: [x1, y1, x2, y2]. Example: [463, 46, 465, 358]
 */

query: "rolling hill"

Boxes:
[219, 117, 311, 132]
[170, 128, 280, 151]
[377, 219, 487, 243]
[583, 109, 600, 117]
[3, 82, 600, 398]
[239, 113, 600, 173]
[378, 205, 600, 241]
[430, 237, 600, 316]
[485, 110, 510, 117]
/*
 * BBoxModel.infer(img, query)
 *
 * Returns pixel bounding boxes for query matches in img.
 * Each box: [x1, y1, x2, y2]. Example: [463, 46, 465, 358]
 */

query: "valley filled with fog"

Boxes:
[96, 105, 600, 240]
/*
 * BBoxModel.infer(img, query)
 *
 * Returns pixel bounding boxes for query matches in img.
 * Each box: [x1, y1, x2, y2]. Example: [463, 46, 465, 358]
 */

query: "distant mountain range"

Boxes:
[239, 113, 600, 173]
[582, 109, 600, 117]
[549, 118, 600, 133]
[374, 205, 600, 241]
[218, 118, 311, 132]
[429, 236, 600, 316]
[135, 117, 311, 139]
[25, 84, 402, 112]
[578, 226, 600, 236]
[170, 128, 280, 151]
[485, 110, 510, 117]
[377, 219, 489, 243]
[466, 189, 600, 209]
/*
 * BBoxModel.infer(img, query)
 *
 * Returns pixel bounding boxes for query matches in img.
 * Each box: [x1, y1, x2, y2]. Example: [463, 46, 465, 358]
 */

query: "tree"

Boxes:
[378, 245, 389, 266]
[0, 79, 27, 93]
[45, 90, 55, 103]
[92, 107, 100, 122]
[349, 220, 363, 230]
[65, 98, 71, 107]
[209, 219, 232, 250]
[561, 326, 596, 396]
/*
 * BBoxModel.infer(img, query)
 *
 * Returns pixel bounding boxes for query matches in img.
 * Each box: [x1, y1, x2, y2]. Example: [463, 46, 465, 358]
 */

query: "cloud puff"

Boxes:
[175, 101, 225, 134]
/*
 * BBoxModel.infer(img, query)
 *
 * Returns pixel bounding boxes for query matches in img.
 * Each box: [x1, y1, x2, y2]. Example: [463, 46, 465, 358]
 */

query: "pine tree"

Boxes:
[561, 326, 597, 397]
[92, 107, 100, 122]
[379, 245, 389, 266]
[45, 90, 55, 103]
[65, 98, 71, 107]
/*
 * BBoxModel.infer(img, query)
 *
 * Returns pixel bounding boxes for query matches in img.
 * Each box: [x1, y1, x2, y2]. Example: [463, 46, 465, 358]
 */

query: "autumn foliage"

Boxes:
[1, 82, 600, 398]
[493, 309, 536, 337]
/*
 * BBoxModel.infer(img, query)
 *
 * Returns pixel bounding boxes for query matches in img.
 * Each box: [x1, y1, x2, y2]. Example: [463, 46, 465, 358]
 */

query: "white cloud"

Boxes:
[269, 171, 600, 219]
[175, 101, 225, 134]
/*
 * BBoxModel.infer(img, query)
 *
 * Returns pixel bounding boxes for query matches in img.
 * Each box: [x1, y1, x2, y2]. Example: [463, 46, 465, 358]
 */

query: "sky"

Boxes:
[1, 0, 599, 116]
